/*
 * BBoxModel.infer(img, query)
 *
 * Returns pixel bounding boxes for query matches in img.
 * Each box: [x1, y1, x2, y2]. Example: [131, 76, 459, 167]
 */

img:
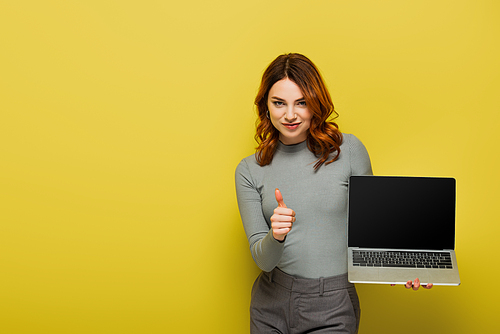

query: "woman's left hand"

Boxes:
[391, 278, 433, 290]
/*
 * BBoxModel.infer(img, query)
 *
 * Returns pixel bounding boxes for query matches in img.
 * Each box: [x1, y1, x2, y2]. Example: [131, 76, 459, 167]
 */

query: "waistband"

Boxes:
[263, 267, 354, 295]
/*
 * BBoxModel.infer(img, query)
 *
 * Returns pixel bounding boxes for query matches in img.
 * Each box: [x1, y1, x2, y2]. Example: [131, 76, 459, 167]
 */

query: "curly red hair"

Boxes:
[254, 53, 343, 170]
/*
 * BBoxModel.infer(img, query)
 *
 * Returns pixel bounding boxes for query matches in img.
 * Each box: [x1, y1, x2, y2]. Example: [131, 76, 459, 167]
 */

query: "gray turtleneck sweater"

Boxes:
[235, 134, 372, 278]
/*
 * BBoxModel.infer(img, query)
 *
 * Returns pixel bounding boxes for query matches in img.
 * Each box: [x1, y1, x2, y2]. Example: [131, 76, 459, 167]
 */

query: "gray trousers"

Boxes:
[250, 268, 360, 334]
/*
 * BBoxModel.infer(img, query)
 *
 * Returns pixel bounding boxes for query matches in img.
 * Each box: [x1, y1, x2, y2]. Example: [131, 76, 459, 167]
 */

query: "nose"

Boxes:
[284, 106, 297, 122]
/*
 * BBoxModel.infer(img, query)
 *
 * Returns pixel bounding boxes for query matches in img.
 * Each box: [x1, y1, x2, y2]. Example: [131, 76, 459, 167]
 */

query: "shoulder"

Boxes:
[341, 133, 373, 175]
[236, 153, 258, 173]
[235, 153, 261, 183]
[341, 133, 364, 146]
[341, 133, 369, 153]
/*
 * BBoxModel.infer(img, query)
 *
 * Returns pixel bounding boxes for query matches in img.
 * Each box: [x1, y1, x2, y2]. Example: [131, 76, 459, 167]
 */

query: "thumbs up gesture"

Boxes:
[270, 188, 296, 242]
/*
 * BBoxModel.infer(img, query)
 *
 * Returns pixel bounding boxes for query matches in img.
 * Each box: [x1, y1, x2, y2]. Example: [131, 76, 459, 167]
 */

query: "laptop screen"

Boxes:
[348, 176, 456, 250]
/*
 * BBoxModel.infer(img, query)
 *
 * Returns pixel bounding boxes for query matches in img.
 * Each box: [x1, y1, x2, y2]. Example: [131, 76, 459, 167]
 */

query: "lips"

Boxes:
[283, 122, 301, 130]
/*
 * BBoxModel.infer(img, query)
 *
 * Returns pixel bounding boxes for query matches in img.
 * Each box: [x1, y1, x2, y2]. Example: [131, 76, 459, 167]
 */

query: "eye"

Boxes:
[273, 101, 285, 107]
[297, 100, 307, 107]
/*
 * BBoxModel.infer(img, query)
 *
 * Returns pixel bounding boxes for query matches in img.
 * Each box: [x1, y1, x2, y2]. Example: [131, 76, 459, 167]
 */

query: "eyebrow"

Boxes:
[270, 96, 305, 102]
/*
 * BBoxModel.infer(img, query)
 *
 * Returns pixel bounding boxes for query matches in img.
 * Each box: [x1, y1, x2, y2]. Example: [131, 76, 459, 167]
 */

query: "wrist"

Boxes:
[273, 234, 286, 243]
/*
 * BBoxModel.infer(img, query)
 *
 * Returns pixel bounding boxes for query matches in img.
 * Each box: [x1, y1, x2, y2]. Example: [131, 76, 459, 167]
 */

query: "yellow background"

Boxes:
[1, 1, 499, 333]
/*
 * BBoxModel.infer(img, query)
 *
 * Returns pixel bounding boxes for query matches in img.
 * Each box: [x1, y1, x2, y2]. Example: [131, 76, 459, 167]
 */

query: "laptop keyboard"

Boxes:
[352, 250, 453, 269]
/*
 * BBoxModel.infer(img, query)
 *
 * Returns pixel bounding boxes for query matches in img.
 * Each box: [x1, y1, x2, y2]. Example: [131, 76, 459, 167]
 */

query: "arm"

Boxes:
[235, 159, 285, 272]
[347, 133, 373, 176]
[348, 134, 433, 290]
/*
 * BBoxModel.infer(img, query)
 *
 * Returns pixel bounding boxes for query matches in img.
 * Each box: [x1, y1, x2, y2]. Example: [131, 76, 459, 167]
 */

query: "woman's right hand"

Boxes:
[270, 188, 295, 242]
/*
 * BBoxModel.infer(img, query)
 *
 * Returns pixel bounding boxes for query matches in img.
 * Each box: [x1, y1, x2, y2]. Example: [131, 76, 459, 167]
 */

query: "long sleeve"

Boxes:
[235, 159, 284, 272]
[347, 134, 373, 176]
[234, 135, 374, 278]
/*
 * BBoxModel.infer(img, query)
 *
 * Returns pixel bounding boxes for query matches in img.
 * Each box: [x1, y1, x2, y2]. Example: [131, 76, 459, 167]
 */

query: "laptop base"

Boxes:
[348, 248, 460, 286]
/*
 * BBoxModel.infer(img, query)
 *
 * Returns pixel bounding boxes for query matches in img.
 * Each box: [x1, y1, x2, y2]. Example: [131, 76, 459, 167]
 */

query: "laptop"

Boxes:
[347, 176, 460, 286]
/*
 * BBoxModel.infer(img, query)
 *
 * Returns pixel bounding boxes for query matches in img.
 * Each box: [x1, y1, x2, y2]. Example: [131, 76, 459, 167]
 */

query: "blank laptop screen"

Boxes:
[348, 176, 456, 250]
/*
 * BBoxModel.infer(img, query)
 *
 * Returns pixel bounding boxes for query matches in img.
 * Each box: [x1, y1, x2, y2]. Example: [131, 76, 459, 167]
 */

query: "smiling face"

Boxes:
[267, 78, 312, 145]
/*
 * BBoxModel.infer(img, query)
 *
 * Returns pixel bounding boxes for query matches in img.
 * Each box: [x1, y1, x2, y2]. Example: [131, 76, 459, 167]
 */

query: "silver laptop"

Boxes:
[347, 176, 460, 286]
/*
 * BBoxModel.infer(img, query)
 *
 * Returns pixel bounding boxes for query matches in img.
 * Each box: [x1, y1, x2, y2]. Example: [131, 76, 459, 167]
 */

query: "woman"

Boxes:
[235, 53, 430, 334]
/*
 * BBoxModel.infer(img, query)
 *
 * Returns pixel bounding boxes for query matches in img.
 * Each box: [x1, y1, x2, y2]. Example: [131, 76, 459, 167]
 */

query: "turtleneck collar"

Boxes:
[276, 140, 308, 153]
